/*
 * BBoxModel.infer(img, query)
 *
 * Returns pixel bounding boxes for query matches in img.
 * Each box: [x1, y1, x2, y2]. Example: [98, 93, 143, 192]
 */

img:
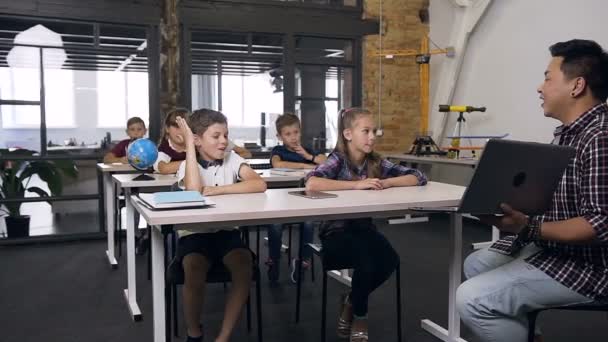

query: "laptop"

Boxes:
[412, 139, 576, 215]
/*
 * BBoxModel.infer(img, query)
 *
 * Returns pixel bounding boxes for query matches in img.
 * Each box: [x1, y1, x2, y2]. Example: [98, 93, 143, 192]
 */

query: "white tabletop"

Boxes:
[131, 181, 464, 227]
[385, 154, 477, 167]
[97, 163, 137, 172]
[112, 173, 179, 188]
[106, 167, 306, 186]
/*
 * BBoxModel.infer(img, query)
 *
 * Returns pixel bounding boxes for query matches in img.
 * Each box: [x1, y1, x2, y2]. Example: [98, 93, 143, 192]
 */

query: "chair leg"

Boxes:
[166, 281, 172, 339]
[311, 256, 316, 282]
[170, 231, 179, 337]
[288, 225, 293, 268]
[247, 291, 252, 332]
[396, 264, 402, 342]
[256, 226, 260, 260]
[173, 284, 179, 338]
[321, 269, 328, 342]
[256, 268, 263, 342]
[295, 224, 304, 323]
[527, 311, 540, 342]
[310, 224, 316, 283]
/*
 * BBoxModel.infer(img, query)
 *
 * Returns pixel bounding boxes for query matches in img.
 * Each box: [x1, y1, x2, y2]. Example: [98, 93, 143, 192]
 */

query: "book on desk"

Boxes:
[138, 191, 215, 210]
[269, 168, 309, 177]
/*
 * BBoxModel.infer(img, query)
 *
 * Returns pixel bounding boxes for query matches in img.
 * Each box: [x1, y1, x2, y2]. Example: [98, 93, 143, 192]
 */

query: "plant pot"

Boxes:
[4, 215, 30, 238]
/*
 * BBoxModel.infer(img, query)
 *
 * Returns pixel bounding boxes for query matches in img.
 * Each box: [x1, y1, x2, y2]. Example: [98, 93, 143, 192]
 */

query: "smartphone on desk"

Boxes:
[288, 190, 338, 199]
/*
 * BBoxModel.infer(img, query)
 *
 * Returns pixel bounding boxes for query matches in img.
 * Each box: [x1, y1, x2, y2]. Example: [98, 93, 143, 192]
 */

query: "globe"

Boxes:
[127, 138, 158, 171]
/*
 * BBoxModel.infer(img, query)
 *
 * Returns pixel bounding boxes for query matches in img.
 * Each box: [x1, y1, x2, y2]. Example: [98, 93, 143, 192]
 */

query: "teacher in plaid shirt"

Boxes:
[456, 39, 608, 342]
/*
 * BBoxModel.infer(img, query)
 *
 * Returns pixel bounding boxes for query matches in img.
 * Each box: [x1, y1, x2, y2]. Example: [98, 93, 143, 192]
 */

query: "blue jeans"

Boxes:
[456, 244, 594, 342]
[267, 222, 314, 263]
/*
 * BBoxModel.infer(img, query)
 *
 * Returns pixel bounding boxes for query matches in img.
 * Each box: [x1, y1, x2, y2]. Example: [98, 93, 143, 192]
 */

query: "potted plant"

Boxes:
[0, 148, 78, 238]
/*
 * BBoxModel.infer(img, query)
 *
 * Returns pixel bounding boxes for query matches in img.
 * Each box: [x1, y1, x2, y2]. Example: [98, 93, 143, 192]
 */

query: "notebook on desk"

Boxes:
[269, 168, 309, 177]
[138, 191, 215, 210]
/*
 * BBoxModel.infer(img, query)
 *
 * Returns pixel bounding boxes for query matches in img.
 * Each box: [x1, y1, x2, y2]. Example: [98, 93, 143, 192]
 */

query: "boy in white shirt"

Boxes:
[175, 109, 266, 342]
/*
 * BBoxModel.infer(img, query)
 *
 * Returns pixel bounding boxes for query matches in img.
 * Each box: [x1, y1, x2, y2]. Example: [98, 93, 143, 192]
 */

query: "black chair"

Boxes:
[527, 303, 608, 342]
[306, 243, 403, 342]
[165, 228, 263, 342]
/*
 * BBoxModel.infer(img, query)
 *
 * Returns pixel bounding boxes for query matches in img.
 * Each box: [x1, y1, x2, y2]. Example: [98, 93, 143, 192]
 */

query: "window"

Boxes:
[97, 71, 149, 128]
[221, 73, 283, 127]
[0, 67, 75, 128]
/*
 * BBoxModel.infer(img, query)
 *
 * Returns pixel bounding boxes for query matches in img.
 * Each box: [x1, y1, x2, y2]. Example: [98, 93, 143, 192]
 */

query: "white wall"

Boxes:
[429, 0, 608, 145]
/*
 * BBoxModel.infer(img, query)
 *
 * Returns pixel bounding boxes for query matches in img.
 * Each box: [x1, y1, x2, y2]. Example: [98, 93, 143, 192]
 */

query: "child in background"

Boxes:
[270, 113, 326, 169]
[154, 108, 189, 174]
[305, 107, 427, 342]
[103, 117, 147, 164]
[266, 113, 327, 285]
[175, 109, 266, 342]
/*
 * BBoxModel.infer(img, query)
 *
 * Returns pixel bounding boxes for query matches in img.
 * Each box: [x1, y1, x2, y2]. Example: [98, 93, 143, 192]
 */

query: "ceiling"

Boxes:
[0, 16, 352, 78]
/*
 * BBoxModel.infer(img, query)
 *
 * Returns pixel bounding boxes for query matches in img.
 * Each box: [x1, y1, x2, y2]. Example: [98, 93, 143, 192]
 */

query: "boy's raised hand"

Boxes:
[175, 117, 194, 146]
[354, 178, 383, 190]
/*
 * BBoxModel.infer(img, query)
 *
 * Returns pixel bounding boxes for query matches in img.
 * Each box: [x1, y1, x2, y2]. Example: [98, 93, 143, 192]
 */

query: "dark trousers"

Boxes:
[321, 225, 399, 316]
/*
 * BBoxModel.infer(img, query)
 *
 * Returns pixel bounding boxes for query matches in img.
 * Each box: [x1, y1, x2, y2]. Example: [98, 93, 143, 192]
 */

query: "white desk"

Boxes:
[130, 182, 468, 342]
[113, 173, 179, 321]
[114, 169, 311, 321]
[97, 163, 138, 268]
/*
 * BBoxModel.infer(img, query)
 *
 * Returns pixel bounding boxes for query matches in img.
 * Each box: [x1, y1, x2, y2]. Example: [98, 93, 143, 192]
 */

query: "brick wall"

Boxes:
[363, 0, 429, 153]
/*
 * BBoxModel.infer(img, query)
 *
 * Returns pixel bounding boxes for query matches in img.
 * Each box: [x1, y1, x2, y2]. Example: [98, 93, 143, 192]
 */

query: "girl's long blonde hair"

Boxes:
[334, 107, 382, 179]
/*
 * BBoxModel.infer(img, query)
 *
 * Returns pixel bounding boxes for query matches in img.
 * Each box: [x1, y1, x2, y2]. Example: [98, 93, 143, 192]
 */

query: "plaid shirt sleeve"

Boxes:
[580, 132, 608, 242]
[380, 158, 428, 185]
[305, 152, 342, 181]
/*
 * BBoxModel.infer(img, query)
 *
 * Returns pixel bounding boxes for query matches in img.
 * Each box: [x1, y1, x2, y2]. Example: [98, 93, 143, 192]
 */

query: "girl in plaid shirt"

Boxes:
[306, 107, 427, 342]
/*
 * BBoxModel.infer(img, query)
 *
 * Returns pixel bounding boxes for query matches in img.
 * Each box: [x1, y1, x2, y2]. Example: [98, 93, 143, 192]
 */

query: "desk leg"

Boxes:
[123, 188, 142, 321]
[421, 213, 468, 342]
[151, 225, 167, 342]
[104, 173, 118, 269]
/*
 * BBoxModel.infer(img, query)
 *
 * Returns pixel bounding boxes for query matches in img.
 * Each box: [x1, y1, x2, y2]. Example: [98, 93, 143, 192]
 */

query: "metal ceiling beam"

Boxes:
[181, 1, 378, 38]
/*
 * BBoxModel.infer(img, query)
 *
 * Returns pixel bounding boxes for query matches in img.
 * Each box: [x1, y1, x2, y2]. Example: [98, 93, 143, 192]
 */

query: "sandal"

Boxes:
[337, 293, 353, 338]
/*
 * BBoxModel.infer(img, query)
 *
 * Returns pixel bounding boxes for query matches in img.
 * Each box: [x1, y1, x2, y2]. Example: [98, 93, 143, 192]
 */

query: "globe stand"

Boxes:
[132, 173, 154, 181]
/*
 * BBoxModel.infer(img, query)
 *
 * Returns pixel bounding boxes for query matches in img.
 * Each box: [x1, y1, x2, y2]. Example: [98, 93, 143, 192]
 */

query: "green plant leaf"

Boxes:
[26, 186, 51, 206]
[0, 149, 77, 216]
[26, 186, 50, 198]
[29, 162, 63, 196]
[52, 159, 79, 179]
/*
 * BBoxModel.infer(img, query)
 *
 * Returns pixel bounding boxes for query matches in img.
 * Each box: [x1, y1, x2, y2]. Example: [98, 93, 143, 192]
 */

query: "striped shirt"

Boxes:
[490, 102, 608, 301]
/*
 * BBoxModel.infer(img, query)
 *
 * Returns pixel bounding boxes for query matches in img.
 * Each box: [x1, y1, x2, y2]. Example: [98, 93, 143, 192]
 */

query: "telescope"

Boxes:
[438, 105, 486, 113]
